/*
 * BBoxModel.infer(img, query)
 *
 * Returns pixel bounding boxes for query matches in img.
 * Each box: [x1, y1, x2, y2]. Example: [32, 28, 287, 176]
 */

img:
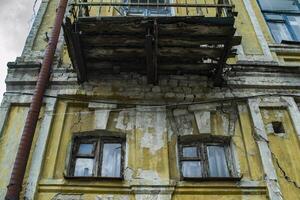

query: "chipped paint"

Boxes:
[96, 195, 130, 200]
[115, 110, 135, 131]
[136, 169, 161, 182]
[195, 111, 211, 134]
[3, 0, 300, 198]
[137, 107, 166, 154]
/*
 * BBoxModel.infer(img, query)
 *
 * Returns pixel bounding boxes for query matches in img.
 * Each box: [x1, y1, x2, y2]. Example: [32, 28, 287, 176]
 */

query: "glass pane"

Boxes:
[101, 143, 122, 177]
[268, 22, 293, 43]
[74, 158, 94, 176]
[207, 146, 229, 177]
[78, 143, 94, 155]
[182, 161, 202, 177]
[182, 147, 198, 158]
[265, 13, 284, 21]
[258, 0, 299, 11]
[287, 15, 300, 41]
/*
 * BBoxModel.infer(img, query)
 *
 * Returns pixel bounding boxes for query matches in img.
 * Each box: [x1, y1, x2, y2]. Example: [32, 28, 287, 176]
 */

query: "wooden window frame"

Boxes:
[178, 135, 240, 181]
[66, 135, 125, 180]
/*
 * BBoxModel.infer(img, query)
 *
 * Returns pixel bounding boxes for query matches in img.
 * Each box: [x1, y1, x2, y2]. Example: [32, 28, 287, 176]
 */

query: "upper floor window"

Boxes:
[258, 0, 300, 43]
[122, 0, 172, 16]
[178, 135, 238, 180]
[68, 135, 125, 179]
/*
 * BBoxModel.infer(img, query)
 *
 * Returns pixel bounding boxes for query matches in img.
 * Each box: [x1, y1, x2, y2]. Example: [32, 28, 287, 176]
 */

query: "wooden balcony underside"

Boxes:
[63, 16, 241, 85]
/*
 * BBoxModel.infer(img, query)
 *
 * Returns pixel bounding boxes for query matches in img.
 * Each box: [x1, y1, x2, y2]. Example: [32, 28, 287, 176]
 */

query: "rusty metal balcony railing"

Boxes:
[69, 0, 236, 20]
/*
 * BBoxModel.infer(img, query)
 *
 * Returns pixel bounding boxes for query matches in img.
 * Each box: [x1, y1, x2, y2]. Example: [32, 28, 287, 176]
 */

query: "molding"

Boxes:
[88, 103, 117, 130]
[237, 0, 274, 62]
[22, 0, 50, 55]
[248, 98, 283, 200]
[24, 98, 57, 200]
[0, 95, 11, 138]
[281, 97, 300, 140]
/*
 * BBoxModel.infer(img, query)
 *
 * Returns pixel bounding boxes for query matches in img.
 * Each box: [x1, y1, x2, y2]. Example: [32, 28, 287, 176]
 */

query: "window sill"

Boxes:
[64, 175, 124, 181]
[269, 43, 300, 55]
[182, 176, 242, 182]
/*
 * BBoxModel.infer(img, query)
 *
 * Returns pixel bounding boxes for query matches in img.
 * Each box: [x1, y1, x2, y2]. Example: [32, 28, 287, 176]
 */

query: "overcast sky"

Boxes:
[0, 0, 41, 102]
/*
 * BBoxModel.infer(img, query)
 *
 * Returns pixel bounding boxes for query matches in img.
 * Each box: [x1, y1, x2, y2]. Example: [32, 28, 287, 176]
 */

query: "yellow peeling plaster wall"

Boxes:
[4, 0, 300, 199]
[0, 106, 44, 199]
[261, 108, 300, 200]
[35, 101, 269, 199]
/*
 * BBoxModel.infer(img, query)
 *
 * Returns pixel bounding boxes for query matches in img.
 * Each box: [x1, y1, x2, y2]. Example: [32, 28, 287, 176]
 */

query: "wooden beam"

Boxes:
[145, 24, 158, 85]
[77, 17, 235, 37]
[153, 20, 158, 84]
[81, 35, 241, 48]
[63, 18, 87, 82]
[213, 37, 232, 86]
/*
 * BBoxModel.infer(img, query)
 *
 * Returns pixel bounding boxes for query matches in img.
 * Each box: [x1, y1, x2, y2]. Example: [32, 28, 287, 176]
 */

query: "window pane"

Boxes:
[182, 147, 198, 158]
[101, 143, 122, 177]
[207, 146, 229, 177]
[258, 0, 299, 11]
[74, 158, 94, 176]
[78, 143, 94, 155]
[287, 15, 300, 41]
[268, 22, 293, 43]
[182, 161, 202, 177]
[265, 13, 284, 21]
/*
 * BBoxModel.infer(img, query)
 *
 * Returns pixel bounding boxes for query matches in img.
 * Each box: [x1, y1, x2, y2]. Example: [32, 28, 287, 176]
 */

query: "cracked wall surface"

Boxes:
[1, 0, 300, 199]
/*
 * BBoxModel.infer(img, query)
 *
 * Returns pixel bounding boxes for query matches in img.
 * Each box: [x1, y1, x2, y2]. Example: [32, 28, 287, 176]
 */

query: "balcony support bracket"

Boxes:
[213, 36, 232, 87]
[145, 20, 158, 85]
[63, 18, 87, 82]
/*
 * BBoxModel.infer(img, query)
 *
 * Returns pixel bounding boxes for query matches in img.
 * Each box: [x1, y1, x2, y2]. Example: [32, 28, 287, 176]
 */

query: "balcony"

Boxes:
[63, 0, 241, 85]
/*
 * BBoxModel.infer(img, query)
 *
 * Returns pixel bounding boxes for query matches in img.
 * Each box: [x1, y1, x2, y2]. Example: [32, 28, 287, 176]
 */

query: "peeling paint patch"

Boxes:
[52, 194, 83, 200]
[136, 169, 161, 182]
[137, 107, 166, 154]
[274, 111, 284, 120]
[96, 195, 130, 200]
[124, 167, 134, 181]
[115, 111, 134, 131]
[194, 111, 211, 134]
[262, 109, 270, 120]
[133, 186, 174, 200]
[221, 113, 229, 135]
[174, 114, 193, 136]
[166, 120, 174, 142]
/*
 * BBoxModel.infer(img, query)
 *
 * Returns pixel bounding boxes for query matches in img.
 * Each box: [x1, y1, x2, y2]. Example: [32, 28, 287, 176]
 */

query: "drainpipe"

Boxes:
[5, 0, 69, 199]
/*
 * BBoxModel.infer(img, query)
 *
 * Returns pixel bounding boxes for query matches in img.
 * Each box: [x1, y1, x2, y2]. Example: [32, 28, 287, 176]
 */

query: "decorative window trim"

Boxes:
[65, 132, 126, 180]
[178, 134, 241, 181]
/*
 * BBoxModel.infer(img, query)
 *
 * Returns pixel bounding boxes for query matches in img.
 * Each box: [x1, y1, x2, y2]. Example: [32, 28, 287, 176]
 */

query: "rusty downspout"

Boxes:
[5, 0, 69, 199]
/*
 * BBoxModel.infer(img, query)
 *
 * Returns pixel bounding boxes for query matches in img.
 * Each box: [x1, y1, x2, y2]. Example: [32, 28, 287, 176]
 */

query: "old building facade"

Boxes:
[1, 0, 300, 199]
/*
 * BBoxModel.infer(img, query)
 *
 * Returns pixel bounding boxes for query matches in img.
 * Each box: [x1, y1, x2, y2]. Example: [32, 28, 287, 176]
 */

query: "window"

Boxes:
[122, 0, 172, 16]
[258, 0, 300, 43]
[178, 135, 238, 180]
[68, 135, 125, 179]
